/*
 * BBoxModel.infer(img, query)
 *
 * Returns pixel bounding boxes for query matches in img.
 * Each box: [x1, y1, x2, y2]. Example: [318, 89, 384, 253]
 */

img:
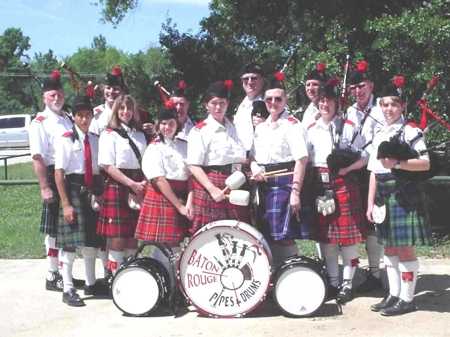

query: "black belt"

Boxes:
[203, 164, 233, 175]
[66, 174, 90, 194]
[261, 161, 295, 172]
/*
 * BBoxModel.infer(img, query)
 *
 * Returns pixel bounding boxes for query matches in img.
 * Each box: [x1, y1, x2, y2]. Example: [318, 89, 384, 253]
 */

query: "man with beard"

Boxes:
[29, 70, 74, 291]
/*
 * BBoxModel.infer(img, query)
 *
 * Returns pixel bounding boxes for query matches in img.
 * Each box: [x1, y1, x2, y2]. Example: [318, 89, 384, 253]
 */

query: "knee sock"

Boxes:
[108, 250, 124, 275]
[45, 235, 59, 278]
[384, 255, 400, 297]
[315, 242, 323, 260]
[398, 260, 419, 302]
[60, 250, 76, 292]
[366, 234, 382, 278]
[321, 243, 339, 287]
[82, 247, 97, 287]
[341, 245, 359, 289]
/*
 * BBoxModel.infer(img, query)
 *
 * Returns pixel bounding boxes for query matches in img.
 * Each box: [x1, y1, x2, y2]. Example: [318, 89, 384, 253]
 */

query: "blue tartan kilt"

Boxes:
[56, 175, 105, 249]
[258, 174, 314, 241]
[375, 173, 431, 247]
[39, 165, 60, 236]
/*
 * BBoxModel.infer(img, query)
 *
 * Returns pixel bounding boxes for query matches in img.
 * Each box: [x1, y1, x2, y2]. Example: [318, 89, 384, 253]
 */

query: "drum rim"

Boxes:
[177, 221, 272, 318]
[273, 257, 327, 317]
[111, 257, 169, 316]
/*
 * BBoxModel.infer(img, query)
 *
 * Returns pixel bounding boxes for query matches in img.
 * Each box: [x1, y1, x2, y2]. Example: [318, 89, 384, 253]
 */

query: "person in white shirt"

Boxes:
[306, 81, 368, 303]
[367, 81, 430, 316]
[89, 66, 126, 136]
[250, 74, 309, 266]
[54, 95, 106, 306]
[346, 60, 386, 293]
[187, 80, 249, 234]
[29, 70, 73, 292]
[233, 63, 265, 153]
[136, 107, 193, 244]
[96, 95, 147, 276]
[169, 80, 195, 142]
[301, 63, 329, 126]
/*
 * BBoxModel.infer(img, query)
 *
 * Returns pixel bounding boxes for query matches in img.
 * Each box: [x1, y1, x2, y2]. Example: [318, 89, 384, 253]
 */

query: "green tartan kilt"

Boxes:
[56, 176, 105, 249]
[375, 174, 431, 247]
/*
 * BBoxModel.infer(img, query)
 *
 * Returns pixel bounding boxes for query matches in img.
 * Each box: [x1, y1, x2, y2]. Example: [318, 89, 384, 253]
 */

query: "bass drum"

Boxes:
[273, 255, 328, 317]
[178, 219, 272, 317]
[111, 257, 170, 316]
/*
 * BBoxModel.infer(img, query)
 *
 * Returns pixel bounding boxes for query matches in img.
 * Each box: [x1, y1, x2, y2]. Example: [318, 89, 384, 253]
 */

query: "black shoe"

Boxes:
[72, 277, 85, 289]
[62, 288, 85, 307]
[45, 271, 63, 292]
[370, 295, 399, 312]
[337, 287, 353, 304]
[84, 280, 110, 297]
[326, 285, 339, 301]
[380, 299, 417, 316]
[356, 272, 383, 293]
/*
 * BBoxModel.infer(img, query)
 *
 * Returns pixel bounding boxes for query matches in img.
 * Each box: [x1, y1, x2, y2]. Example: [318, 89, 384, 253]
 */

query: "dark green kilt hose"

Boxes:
[375, 173, 431, 247]
[56, 174, 105, 249]
[39, 165, 60, 236]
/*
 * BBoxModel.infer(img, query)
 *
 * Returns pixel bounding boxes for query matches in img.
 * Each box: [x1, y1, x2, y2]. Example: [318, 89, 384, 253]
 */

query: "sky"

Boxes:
[0, 0, 211, 59]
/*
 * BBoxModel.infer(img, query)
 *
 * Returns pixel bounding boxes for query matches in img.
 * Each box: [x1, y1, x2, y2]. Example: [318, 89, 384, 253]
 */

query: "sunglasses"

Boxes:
[349, 83, 367, 90]
[241, 76, 259, 83]
[264, 96, 283, 103]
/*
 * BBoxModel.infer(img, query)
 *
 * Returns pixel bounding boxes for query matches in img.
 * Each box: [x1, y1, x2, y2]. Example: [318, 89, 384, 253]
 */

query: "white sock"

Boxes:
[124, 248, 137, 259]
[60, 250, 76, 293]
[97, 248, 108, 269]
[315, 242, 323, 260]
[366, 235, 382, 278]
[384, 255, 400, 297]
[341, 245, 359, 289]
[45, 235, 59, 276]
[82, 247, 97, 286]
[321, 243, 339, 287]
[399, 260, 419, 302]
[108, 250, 125, 275]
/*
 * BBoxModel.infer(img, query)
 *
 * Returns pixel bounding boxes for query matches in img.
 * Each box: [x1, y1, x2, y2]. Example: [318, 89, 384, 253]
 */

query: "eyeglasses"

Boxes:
[241, 76, 259, 83]
[264, 96, 283, 103]
[349, 83, 367, 90]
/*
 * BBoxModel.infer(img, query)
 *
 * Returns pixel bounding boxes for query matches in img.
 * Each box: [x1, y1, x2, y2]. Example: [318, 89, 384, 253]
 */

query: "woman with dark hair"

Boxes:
[187, 80, 249, 234]
[306, 81, 368, 303]
[96, 94, 147, 276]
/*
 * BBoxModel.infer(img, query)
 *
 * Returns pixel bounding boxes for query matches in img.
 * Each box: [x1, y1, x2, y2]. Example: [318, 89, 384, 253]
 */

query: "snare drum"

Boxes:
[273, 255, 328, 317]
[178, 220, 272, 317]
[111, 257, 170, 316]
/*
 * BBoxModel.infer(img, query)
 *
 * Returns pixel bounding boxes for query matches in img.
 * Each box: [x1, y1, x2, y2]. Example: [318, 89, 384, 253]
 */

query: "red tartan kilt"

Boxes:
[190, 170, 250, 235]
[316, 167, 367, 245]
[97, 169, 144, 238]
[135, 179, 189, 243]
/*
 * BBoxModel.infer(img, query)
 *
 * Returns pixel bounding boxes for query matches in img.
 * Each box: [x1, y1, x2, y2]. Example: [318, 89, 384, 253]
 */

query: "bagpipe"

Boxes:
[326, 55, 366, 175]
[59, 61, 97, 98]
[377, 75, 450, 181]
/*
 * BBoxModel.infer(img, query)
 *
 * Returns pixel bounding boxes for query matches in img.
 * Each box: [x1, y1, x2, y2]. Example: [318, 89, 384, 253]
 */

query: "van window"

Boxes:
[0, 117, 26, 129]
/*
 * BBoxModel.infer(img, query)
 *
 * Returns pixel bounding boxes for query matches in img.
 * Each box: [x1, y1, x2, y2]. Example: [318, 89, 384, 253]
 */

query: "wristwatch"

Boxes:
[394, 160, 402, 169]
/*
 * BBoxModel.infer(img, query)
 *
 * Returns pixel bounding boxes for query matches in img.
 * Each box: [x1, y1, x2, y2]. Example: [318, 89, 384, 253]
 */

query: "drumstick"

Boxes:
[266, 171, 294, 178]
[263, 168, 288, 176]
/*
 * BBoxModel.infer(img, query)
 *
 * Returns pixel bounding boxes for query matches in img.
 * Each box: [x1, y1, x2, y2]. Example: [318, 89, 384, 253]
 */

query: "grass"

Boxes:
[1, 162, 449, 259]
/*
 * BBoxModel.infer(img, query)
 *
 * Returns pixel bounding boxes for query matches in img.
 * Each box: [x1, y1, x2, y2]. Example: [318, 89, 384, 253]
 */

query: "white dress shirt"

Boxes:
[234, 95, 263, 151]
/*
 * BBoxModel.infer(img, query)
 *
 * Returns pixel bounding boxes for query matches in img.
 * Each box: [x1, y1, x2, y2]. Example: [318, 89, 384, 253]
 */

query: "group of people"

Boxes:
[29, 59, 431, 317]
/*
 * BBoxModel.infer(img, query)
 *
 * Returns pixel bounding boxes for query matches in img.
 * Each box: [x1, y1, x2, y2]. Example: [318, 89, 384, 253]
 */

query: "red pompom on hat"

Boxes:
[356, 60, 369, 73]
[164, 99, 175, 109]
[316, 63, 327, 73]
[274, 71, 285, 81]
[42, 69, 63, 92]
[392, 74, 406, 88]
[224, 79, 233, 91]
[50, 69, 61, 80]
[178, 80, 187, 90]
[111, 65, 122, 76]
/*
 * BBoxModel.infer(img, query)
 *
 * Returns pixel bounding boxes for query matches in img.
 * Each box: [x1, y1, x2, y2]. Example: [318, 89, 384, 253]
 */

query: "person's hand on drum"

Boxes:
[209, 185, 226, 202]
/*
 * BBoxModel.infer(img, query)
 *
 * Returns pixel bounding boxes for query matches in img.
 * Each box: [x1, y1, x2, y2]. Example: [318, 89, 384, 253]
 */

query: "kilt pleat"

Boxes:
[315, 167, 367, 245]
[97, 169, 144, 238]
[56, 177, 104, 248]
[39, 165, 60, 236]
[259, 174, 315, 241]
[375, 174, 431, 247]
[190, 170, 250, 234]
[135, 179, 189, 243]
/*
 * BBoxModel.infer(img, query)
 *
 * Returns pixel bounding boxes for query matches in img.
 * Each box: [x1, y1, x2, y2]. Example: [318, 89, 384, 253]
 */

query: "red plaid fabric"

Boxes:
[97, 169, 143, 238]
[135, 179, 189, 243]
[315, 167, 367, 245]
[190, 170, 250, 235]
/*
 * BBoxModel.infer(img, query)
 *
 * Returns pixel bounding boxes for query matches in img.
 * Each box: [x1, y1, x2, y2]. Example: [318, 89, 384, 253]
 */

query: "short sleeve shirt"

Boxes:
[234, 95, 262, 151]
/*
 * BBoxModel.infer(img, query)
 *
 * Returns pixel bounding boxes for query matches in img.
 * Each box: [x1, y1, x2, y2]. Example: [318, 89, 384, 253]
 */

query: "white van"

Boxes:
[0, 114, 32, 148]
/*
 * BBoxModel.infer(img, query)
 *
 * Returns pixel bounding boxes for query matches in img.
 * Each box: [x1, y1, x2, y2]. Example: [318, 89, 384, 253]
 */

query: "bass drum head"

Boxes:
[112, 258, 169, 316]
[178, 220, 272, 317]
[274, 256, 327, 317]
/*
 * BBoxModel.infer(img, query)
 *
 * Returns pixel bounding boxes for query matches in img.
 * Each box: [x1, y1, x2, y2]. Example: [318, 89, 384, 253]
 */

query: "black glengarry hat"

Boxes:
[72, 95, 93, 114]
[42, 70, 63, 92]
[240, 62, 264, 76]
